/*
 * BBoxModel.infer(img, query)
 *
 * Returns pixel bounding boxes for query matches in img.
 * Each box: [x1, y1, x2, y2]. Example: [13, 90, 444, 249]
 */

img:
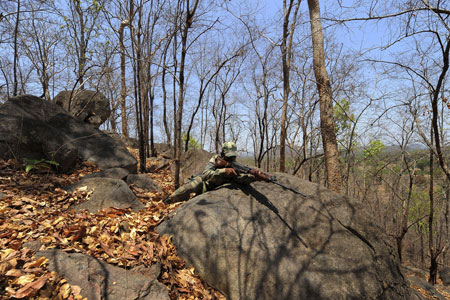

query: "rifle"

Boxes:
[215, 157, 307, 197]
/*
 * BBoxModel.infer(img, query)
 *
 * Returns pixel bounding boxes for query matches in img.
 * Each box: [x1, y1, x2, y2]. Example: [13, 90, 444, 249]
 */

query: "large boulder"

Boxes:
[65, 177, 145, 213]
[158, 173, 415, 300]
[154, 143, 172, 155]
[83, 167, 131, 180]
[36, 249, 169, 300]
[126, 174, 162, 192]
[440, 266, 450, 286]
[54, 90, 111, 128]
[123, 136, 140, 149]
[171, 149, 212, 184]
[0, 95, 137, 173]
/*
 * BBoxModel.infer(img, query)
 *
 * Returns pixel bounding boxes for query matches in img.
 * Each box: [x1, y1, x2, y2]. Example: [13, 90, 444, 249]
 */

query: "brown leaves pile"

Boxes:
[0, 158, 225, 300]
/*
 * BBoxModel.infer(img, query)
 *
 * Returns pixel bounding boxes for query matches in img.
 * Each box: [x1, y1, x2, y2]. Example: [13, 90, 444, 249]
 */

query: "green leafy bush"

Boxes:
[24, 158, 59, 173]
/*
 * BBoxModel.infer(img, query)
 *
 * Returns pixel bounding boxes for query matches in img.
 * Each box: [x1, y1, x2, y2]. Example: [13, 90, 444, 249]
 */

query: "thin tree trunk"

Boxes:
[280, 0, 300, 172]
[429, 127, 437, 284]
[307, 0, 342, 193]
[174, 0, 199, 188]
[13, 0, 21, 96]
[119, 20, 129, 137]
[130, 2, 145, 172]
[162, 63, 171, 144]
[150, 90, 156, 156]
[74, 0, 86, 89]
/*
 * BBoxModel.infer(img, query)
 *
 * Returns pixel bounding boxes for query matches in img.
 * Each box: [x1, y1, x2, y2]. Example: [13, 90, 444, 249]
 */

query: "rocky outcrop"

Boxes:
[158, 173, 415, 300]
[83, 167, 131, 180]
[0, 95, 137, 173]
[54, 90, 111, 128]
[171, 149, 212, 184]
[36, 249, 169, 300]
[65, 177, 145, 213]
[126, 174, 162, 192]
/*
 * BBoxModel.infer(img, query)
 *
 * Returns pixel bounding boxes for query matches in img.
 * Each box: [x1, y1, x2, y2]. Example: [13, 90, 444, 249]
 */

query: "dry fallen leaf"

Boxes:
[59, 283, 71, 299]
[25, 256, 48, 269]
[13, 274, 36, 286]
[5, 268, 23, 277]
[13, 275, 48, 298]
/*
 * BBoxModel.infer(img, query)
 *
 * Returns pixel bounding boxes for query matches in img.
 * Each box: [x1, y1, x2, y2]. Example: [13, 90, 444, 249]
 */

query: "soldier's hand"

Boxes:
[215, 157, 229, 168]
[224, 168, 237, 177]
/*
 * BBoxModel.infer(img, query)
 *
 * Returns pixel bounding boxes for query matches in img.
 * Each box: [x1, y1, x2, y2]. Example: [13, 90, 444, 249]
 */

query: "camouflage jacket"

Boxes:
[200, 154, 257, 189]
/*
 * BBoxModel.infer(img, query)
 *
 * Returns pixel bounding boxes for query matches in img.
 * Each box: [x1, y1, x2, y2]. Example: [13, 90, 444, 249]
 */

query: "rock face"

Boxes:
[440, 267, 450, 286]
[65, 177, 145, 213]
[172, 149, 212, 184]
[158, 173, 414, 300]
[0, 95, 137, 173]
[36, 249, 169, 300]
[83, 167, 131, 180]
[54, 90, 111, 128]
[126, 174, 162, 192]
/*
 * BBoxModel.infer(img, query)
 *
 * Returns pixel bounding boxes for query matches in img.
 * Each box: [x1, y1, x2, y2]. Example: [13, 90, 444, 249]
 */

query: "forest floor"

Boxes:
[0, 148, 449, 300]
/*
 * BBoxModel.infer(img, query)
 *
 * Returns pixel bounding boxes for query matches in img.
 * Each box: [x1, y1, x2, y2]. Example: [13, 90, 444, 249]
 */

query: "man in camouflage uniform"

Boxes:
[163, 142, 259, 204]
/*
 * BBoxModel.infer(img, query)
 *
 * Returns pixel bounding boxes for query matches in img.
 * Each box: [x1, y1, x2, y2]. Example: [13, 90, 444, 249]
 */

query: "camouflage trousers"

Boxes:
[165, 176, 207, 204]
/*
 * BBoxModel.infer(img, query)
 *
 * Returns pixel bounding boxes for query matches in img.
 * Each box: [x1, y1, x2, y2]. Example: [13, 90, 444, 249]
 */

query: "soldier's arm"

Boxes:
[201, 154, 223, 180]
[233, 173, 258, 185]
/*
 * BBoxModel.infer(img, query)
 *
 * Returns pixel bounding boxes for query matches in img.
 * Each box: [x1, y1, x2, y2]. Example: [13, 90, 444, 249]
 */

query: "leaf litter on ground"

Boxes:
[0, 156, 225, 300]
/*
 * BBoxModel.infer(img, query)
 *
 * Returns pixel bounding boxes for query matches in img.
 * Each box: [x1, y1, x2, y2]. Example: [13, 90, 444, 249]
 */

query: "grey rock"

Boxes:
[23, 240, 43, 252]
[83, 167, 131, 180]
[48, 113, 137, 173]
[103, 131, 124, 144]
[66, 177, 144, 213]
[126, 174, 161, 192]
[158, 173, 413, 300]
[54, 90, 111, 128]
[124, 137, 139, 149]
[440, 266, 450, 286]
[147, 157, 170, 173]
[408, 276, 447, 300]
[170, 149, 211, 184]
[402, 265, 428, 279]
[0, 95, 137, 173]
[36, 249, 169, 300]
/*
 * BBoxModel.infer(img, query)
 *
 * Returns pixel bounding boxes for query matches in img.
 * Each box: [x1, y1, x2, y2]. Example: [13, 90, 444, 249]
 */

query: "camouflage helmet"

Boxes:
[222, 141, 237, 157]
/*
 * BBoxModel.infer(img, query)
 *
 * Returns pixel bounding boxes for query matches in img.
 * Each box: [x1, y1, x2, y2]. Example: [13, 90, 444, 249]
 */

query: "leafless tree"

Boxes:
[184, 42, 243, 152]
[307, 0, 342, 192]
[280, 0, 301, 172]
[173, 0, 200, 188]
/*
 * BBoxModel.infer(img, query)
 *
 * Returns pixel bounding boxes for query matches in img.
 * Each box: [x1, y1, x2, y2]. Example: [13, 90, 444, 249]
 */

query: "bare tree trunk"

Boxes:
[280, 0, 300, 172]
[73, 0, 87, 89]
[307, 0, 342, 193]
[431, 39, 450, 181]
[185, 78, 206, 152]
[396, 151, 415, 262]
[429, 128, 437, 284]
[130, 1, 146, 172]
[119, 20, 129, 137]
[149, 90, 156, 157]
[13, 0, 21, 96]
[142, 88, 149, 158]
[174, 0, 199, 188]
[162, 62, 171, 144]
[160, 34, 172, 144]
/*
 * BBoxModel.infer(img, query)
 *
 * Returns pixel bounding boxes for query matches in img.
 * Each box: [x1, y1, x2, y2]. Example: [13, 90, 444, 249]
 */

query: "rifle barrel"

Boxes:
[232, 162, 307, 197]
